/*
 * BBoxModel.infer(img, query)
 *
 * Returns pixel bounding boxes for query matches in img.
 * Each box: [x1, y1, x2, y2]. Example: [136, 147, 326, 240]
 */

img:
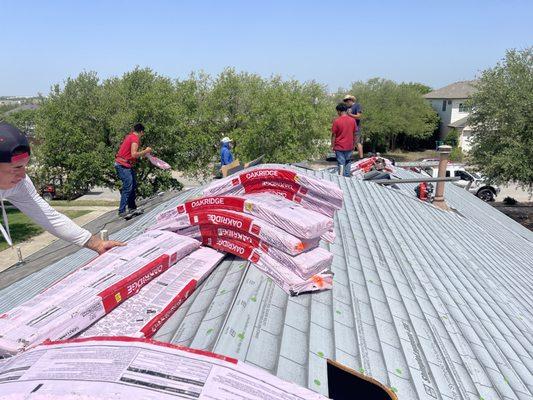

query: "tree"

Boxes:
[469, 47, 533, 188]
[36, 69, 182, 198]
[343, 78, 438, 151]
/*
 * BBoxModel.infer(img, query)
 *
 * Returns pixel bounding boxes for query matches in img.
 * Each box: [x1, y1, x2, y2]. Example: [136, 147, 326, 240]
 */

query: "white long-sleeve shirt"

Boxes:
[0, 176, 92, 247]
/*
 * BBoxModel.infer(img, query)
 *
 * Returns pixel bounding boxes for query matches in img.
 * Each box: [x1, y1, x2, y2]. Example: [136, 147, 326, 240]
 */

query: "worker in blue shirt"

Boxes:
[220, 137, 234, 166]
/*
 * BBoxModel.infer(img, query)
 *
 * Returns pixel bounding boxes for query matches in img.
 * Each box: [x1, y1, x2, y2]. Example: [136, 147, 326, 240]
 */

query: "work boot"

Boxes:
[119, 211, 134, 220]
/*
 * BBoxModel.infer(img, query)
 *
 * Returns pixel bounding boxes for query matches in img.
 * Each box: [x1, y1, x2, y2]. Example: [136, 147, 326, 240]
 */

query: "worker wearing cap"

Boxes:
[220, 137, 234, 166]
[0, 122, 124, 254]
[343, 95, 363, 159]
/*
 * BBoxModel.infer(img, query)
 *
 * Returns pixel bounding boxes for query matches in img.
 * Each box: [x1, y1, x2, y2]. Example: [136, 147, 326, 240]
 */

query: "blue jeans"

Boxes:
[115, 163, 137, 214]
[335, 150, 353, 177]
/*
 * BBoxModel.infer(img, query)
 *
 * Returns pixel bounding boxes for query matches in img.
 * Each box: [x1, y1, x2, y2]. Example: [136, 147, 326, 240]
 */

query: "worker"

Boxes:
[343, 94, 363, 159]
[331, 103, 356, 177]
[220, 137, 234, 166]
[0, 122, 124, 254]
[115, 123, 152, 219]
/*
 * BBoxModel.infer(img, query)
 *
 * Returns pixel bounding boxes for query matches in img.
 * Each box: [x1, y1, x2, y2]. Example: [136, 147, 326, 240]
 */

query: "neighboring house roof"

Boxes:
[424, 81, 477, 99]
[448, 116, 469, 128]
[0, 169, 532, 399]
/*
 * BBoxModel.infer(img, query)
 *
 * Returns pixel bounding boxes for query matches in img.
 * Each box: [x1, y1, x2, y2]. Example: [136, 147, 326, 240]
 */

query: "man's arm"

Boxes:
[331, 121, 338, 149]
[131, 142, 152, 159]
[347, 104, 362, 120]
[7, 176, 124, 254]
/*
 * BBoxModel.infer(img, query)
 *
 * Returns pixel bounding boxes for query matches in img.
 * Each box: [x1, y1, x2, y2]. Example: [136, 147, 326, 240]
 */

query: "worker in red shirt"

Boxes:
[331, 103, 357, 177]
[115, 123, 152, 219]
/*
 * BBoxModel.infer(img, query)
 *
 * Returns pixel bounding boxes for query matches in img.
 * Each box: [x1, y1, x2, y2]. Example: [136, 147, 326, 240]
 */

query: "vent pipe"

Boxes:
[433, 145, 452, 210]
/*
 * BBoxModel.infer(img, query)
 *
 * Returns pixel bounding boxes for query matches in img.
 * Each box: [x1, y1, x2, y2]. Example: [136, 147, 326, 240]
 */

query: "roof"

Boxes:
[424, 81, 477, 100]
[448, 116, 469, 128]
[1, 169, 532, 399]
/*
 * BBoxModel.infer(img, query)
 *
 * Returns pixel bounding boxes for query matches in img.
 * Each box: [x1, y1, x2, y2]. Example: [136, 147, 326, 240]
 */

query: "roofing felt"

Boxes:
[424, 81, 477, 99]
[1, 170, 532, 400]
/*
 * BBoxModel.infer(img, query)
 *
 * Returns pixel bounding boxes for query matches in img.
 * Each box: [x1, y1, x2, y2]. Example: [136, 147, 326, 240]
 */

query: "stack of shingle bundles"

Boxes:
[150, 209, 321, 256]
[202, 164, 343, 220]
[80, 247, 225, 339]
[351, 156, 395, 179]
[0, 231, 200, 356]
[152, 193, 337, 295]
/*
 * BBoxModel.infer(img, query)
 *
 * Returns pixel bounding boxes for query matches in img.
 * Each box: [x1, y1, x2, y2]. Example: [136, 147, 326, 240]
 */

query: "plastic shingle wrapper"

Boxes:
[0, 231, 200, 356]
[80, 247, 224, 339]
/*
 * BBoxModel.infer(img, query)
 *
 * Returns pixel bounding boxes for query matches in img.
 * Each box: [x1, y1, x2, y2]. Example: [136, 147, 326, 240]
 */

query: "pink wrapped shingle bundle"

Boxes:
[203, 236, 333, 296]
[203, 164, 343, 207]
[81, 247, 224, 339]
[0, 231, 200, 356]
[350, 156, 395, 176]
[229, 181, 338, 218]
[146, 153, 171, 170]
[196, 226, 332, 279]
[155, 209, 319, 255]
[171, 194, 333, 240]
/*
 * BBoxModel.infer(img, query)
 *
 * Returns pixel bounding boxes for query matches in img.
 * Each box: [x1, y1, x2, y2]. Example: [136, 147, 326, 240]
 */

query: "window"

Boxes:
[445, 171, 451, 177]
[442, 100, 447, 111]
[458, 103, 469, 112]
[454, 170, 473, 181]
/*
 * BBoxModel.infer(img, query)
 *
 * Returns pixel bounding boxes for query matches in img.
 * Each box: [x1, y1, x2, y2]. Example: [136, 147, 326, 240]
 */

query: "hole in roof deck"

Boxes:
[327, 359, 398, 400]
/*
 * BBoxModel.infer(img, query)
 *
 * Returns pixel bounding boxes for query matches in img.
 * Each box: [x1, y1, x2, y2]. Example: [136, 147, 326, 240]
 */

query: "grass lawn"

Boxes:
[0, 209, 91, 251]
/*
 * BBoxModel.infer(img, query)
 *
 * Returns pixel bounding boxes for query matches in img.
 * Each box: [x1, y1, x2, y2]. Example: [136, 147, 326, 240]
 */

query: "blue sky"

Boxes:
[1, 0, 532, 96]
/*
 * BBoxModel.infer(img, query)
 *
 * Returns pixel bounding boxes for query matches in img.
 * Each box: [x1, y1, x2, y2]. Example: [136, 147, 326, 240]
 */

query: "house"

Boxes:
[424, 81, 476, 151]
[1, 166, 532, 399]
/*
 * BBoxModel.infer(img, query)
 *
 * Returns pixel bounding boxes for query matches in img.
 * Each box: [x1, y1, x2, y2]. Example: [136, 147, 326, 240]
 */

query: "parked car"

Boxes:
[423, 164, 500, 202]
[39, 176, 87, 202]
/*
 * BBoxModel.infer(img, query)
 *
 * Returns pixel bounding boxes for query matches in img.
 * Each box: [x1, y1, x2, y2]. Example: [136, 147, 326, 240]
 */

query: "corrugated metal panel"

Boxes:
[1, 170, 532, 400]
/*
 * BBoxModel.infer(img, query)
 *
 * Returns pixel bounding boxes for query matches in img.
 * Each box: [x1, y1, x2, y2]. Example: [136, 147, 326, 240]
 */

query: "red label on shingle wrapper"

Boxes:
[203, 237, 261, 263]
[98, 255, 170, 313]
[177, 196, 246, 214]
[242, 180, 307, 195]
[239, 168, 298, 184]
[140, 279, 197, 338]
[189, 210, 254, 232]
[199, 226, 269, 252]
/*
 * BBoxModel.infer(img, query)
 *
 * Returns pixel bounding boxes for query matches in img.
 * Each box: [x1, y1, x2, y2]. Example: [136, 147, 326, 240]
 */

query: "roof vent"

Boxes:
[433, 145, 452, 210]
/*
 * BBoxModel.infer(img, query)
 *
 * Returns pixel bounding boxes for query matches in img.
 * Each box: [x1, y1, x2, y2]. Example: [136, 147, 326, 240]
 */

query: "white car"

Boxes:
[423, 164, 500, 202]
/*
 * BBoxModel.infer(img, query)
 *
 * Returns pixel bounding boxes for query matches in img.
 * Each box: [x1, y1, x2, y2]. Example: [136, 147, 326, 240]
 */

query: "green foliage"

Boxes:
[34, 68, 332, 196]
[503, 196, 517, 205]
[450, 146, 464, 162]
[341, 78, 439, 151]
[36, 69, 183, 198]
[444, 128, 460, 147]
[469, 47, 533, 188]
[1, 109, 38, 135]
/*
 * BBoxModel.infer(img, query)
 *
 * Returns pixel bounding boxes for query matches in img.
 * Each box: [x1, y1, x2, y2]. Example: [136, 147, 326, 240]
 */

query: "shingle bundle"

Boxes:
[203, 164, 343, 215]
[0, 231, 200, 356]
[153, 166, 343, 296]
[80, 247, 225, 338]
[350, 156, 395, 179]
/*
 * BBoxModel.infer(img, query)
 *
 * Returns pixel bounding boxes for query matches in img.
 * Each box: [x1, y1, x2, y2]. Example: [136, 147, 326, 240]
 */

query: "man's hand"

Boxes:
[85, 235, 125, 255]
[143, 147, 153, 155]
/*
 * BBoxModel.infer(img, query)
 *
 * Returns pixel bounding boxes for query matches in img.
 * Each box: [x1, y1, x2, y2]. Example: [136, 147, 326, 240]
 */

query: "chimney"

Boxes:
[433, 145, 452, 210]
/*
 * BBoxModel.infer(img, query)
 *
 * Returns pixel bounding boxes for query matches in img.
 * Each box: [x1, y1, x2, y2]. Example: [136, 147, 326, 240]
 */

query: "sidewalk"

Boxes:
[0, 206, 115, 273]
